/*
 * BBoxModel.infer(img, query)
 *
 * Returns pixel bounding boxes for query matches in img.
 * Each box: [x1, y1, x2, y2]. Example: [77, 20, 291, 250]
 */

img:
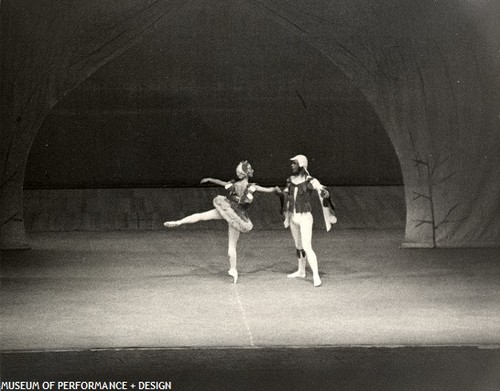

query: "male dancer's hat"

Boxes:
[290, 154, 309, 174]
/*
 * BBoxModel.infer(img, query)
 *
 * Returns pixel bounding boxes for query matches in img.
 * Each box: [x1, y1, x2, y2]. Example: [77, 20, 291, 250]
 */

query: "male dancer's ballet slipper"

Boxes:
[164, 221, 180, 227]
[287, 271, 306, 278]
[288, 257, 306, 278]
[228, 268, 238, 284]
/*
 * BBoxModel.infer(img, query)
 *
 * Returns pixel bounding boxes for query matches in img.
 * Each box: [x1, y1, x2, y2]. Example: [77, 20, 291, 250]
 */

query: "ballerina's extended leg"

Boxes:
[164, 209, 222, 227]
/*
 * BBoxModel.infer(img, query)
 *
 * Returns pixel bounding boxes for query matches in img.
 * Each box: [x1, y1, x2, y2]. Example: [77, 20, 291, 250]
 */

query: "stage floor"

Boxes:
[1, 229, 499, 351]
[2, 229, 500, 388]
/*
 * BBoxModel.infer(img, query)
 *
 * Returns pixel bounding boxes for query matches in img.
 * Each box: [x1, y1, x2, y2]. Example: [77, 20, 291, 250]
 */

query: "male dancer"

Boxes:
[278, 155, 336, 287]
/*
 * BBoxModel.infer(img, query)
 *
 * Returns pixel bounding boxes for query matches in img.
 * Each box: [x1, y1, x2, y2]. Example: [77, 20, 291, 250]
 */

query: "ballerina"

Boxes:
[164, 160, 280, 283]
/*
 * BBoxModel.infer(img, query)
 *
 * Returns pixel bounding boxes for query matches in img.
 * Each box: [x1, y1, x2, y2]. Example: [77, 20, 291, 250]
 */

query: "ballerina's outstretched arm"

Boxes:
[200, 177, 230, 187]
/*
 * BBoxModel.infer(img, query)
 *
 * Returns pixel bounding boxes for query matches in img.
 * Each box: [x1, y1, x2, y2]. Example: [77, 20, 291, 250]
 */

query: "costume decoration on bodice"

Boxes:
[225, 180, 257, 208]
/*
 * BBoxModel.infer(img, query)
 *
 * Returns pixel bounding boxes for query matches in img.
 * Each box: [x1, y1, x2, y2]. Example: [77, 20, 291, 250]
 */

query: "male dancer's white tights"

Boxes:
[289, 212, 322, 286]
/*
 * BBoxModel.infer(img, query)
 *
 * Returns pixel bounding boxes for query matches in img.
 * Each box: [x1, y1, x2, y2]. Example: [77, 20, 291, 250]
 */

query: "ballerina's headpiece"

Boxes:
[236, 160, 253, 179]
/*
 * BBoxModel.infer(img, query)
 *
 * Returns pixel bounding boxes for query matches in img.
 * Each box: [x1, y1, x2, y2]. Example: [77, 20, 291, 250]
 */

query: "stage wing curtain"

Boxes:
[245, 0, 500, 247]
[0, 0, 190, 248]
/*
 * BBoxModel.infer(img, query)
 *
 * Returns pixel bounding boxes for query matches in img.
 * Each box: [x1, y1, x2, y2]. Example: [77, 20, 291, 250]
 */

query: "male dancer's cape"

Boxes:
[318, 187, 337, 232]
[277, 187, 337, 231]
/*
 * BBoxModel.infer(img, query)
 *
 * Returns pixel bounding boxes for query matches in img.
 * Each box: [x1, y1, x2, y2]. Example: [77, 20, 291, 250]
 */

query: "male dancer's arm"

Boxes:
[309, 177, 337, 230]
[254, 185, 282, 193]
[309, 177, 329, 198]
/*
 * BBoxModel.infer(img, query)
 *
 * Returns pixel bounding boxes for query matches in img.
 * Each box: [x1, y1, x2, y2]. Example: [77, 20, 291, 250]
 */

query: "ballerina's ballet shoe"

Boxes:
[228, 268, 238, 284]
[313, 276, 322, 287]
[287, 270, 306, 278]
[164, 221, 180, 228]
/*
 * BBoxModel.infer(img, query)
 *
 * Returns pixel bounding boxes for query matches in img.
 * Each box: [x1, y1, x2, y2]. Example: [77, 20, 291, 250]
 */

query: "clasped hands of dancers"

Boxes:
[164, 155, 337, 287]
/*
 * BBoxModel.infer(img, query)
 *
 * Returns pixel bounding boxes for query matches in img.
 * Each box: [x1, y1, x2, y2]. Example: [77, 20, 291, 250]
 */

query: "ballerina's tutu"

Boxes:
[213, 195, 253, 233]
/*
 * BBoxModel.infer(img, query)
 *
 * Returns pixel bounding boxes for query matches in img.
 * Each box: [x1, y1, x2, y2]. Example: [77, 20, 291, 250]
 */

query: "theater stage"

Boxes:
[1, 228, 499, 388]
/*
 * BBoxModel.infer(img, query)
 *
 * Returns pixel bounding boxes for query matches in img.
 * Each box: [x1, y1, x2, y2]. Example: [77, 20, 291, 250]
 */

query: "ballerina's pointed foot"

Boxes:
[287, 271, 306, 278]
[164, 221, 180, 228]
[313, 276, 322, 287]
[228, 268, 238, 284]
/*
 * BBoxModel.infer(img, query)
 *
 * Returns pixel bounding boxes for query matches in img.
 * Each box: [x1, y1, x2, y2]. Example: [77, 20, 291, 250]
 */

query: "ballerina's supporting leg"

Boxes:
[227, 225, 240, 283]
[165, 209, 241, 284]
[164, 209, 223, 227]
